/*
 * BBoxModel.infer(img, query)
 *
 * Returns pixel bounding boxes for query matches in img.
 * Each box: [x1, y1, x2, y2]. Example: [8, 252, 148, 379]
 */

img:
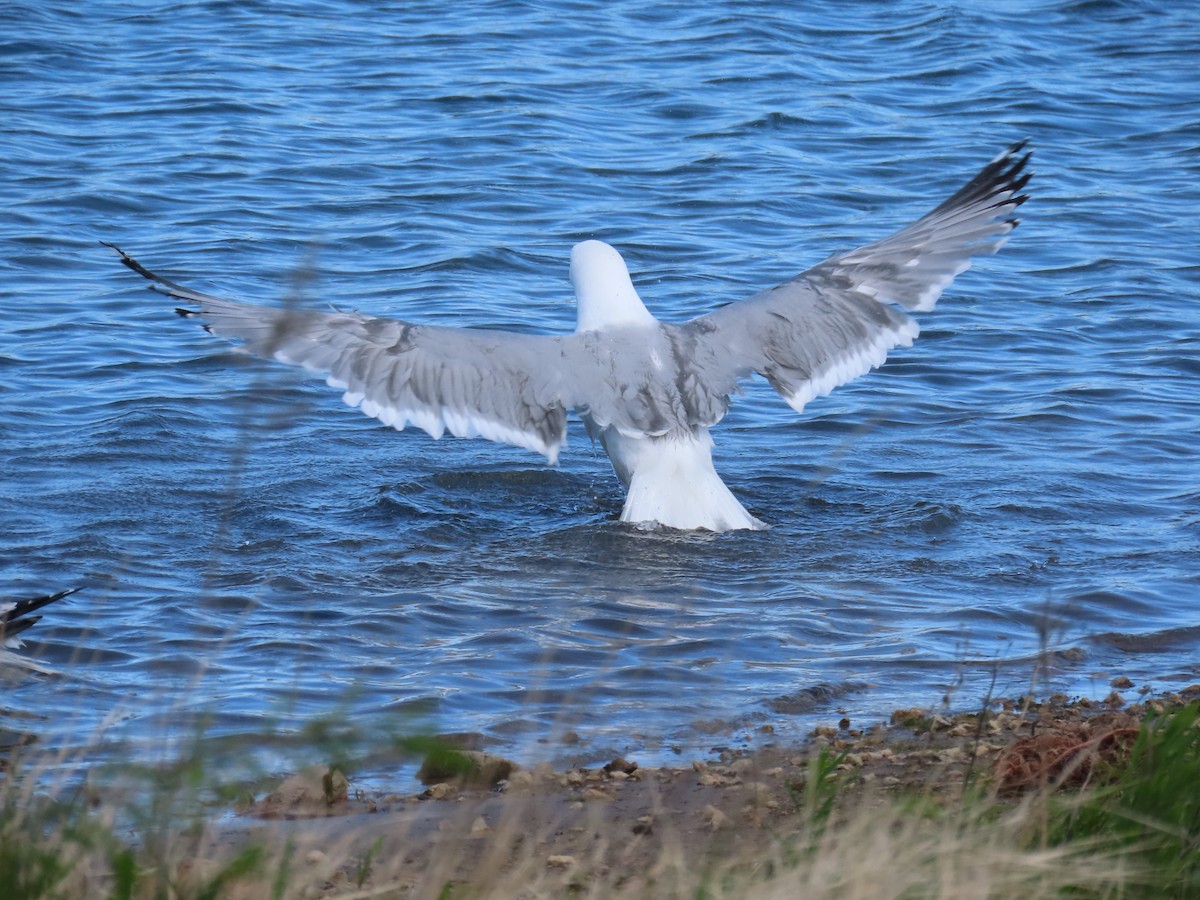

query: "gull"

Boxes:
[1, 587, 77, 672]
[107, 142, 1030, 532]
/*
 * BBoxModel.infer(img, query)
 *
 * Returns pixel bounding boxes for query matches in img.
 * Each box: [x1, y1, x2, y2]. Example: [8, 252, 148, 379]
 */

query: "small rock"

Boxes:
[698, 772, 724, 786]
[582, 787, 610, 801]
[563, 770, 584, 787]
[470, 816, 489, 834]
[1105, 691, 1126, 708]
[508, 770, 535, 789]
[1111, 676, 1133, 689]
[891, 708, 929, 728]
[703, 804, 730, 831]
[547, 855, 576, 869]
[253, 766, 350, 818]
[560, 730, 581, 745]
[604, 756, 638, 775]
[609, 770, 629, 782]
[423, 783, 454, 800]
[417, 750, 517, 787]
[304, 850, 326, 866]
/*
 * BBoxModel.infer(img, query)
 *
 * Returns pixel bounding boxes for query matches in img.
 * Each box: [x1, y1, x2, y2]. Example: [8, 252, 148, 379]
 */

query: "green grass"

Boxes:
[1042, 703, 1200, 898]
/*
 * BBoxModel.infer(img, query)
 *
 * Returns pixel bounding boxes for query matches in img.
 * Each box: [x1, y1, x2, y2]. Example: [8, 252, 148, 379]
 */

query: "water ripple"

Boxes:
[1, 0, 1197, 778]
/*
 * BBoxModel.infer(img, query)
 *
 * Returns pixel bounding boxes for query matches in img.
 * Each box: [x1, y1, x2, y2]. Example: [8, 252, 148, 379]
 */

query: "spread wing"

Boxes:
[107, 143, 1030, 455]
[1, 587, 78, 649]
[106, 244, 580, 461]
[106, 246, 705, 459]
[680, 141, 1032, 416]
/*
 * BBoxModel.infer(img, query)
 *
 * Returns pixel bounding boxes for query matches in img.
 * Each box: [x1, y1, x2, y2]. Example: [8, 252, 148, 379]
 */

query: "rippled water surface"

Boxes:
[3, 1, 1198, 780]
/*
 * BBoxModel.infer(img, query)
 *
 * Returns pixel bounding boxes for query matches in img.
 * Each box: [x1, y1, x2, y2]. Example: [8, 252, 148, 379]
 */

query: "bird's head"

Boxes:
[570, 240, 657, 333]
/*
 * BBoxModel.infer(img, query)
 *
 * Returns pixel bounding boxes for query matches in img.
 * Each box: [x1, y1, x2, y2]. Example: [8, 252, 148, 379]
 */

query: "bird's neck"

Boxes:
[573, 279, 657, 333]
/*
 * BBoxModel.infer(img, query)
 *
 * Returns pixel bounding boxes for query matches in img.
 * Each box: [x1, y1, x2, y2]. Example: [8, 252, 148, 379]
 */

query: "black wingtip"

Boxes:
[1, 586, 80, 628]
[173, 308, 211, 332]
[1, 615, 41, 643]
[933, 140, 1034, 218]
[103, 241, 141, 273]
[104, 244, 200, 301]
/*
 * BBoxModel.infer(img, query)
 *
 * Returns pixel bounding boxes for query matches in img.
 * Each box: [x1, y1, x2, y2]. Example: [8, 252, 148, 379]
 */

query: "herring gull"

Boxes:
[1, 587, 77, 672]
[1, 587, 77, 648]
[106, 142, 1031, 532]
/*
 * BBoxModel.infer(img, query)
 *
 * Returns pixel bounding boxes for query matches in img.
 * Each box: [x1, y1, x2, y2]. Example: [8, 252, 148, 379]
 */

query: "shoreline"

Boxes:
[192, 683, 1197, 897]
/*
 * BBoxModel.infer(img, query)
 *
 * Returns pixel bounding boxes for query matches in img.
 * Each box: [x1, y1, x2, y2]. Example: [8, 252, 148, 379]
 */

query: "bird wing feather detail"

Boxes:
[105, 245, 578, 462]
[683, 141, 1031, 417]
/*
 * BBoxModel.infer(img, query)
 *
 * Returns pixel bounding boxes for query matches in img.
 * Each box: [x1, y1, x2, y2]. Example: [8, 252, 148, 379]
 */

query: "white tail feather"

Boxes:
[599, 428, 766, 532]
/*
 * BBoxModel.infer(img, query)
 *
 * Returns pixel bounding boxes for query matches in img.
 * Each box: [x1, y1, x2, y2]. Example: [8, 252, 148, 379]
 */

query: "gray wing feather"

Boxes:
[105, 143, 1029, 452]
[684, 142, 1031, 417]
[105, 246, 713, 450]
[105, 244, 575, 462]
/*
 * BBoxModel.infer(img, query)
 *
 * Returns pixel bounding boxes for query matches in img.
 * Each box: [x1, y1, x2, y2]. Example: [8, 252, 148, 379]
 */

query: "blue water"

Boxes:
[2, 1, 1198, 782]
